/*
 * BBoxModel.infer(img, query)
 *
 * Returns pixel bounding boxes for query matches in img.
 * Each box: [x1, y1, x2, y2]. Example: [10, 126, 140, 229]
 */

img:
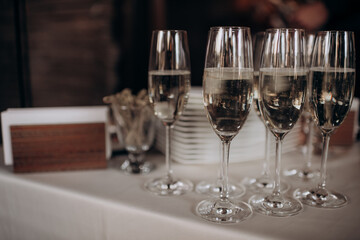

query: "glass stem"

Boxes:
[216, 141, 222, 180]
[273, 136, 283, 196]
[262, 128, 271, 177]
[319, 133, 330, 189]
[304, 119, 314, 170]
[165, 125, 173, 180]
[220, 140, 231, 200]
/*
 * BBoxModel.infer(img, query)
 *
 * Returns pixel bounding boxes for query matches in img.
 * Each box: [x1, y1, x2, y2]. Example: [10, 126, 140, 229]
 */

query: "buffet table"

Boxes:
[0, 143, 359, 240]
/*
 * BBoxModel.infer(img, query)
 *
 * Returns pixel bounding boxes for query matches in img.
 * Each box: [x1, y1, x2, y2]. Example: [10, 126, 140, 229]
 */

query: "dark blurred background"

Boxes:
[1, 0, 359, 107]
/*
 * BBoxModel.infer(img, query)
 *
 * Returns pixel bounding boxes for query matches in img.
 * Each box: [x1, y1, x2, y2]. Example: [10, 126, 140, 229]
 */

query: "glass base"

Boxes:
[249, 193, 303, 217]
[284, 168, 320, 181]
[144, 176, 193, 196]
[196, 198, 252, 224]
[293, 187, 348, 208]
[195, 180, 246, 198]
[121, 160, 154, 174]
[241, 176, 290, 194]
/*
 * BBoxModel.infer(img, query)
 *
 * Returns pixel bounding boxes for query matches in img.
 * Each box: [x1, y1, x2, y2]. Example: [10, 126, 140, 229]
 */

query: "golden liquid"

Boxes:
[260, 68, 307, 137]
[203, 68, 253, 140]
[310, 67, 355, 134]
[148, 70, 191, 125]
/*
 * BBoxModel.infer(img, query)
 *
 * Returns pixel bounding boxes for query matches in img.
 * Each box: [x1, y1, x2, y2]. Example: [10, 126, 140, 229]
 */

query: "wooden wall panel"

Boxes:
[26, 0, 117, 107]
[0, 0, 23, 110]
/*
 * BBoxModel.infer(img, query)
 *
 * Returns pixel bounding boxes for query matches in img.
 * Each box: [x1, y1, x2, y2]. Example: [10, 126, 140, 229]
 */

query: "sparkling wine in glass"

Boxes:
[145, 30, 193, 196]
[242, 31, 290, 193]
[249, 28, 306, 217]
[294, 31, 356, 208]
[195, 26, 253, 223]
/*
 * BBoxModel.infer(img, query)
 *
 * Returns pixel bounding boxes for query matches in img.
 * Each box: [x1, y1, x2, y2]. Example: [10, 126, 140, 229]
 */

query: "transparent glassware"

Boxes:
[294, 31, 356, 208]
[111, 101, 156, 174]
[249, 28, 305, 217]
[241, 31, 289, 193]
[284, 33, 320, 181]
[195, 181, 246, 198]
[195, 26, 253, 223]
[196, 142, 246, 198]
[145, 30, 193, 196]
[196, 174, 246, 198]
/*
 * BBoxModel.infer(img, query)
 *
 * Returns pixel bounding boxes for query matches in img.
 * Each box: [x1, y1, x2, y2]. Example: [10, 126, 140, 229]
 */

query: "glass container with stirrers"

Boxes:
[103, 89, 156, 174]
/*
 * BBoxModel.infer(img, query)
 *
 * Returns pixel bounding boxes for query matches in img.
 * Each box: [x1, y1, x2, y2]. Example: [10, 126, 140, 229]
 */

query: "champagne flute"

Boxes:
[294, 31, 356, 208]
[195, 26, 253, 223]
[284, 33, 320, 181]
[145, 30, 193, 196]
[242, 31, 290, 193]
[249, 28, 306, 217]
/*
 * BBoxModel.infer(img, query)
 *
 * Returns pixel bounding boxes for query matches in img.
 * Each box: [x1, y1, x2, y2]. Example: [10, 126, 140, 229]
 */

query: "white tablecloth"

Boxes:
[0, 143, 359, 240]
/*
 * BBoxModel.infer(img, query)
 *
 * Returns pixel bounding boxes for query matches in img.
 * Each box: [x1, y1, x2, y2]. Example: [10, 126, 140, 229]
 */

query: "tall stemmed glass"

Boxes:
[145, 30, 193, 196]
[196, 26, 253, 223]
[284, 33, 320, 181]
[242, 31, 290, 193]
[294, 31, 356, 208]
[249, 28, 306, 217]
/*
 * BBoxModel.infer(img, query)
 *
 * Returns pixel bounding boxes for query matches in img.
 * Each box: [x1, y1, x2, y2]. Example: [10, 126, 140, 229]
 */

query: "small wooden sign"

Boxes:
[10, 123, 107, 173]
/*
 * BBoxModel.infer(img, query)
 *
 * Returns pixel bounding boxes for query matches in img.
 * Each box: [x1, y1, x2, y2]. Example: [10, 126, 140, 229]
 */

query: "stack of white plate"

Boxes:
[155, 87, 301, 164]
